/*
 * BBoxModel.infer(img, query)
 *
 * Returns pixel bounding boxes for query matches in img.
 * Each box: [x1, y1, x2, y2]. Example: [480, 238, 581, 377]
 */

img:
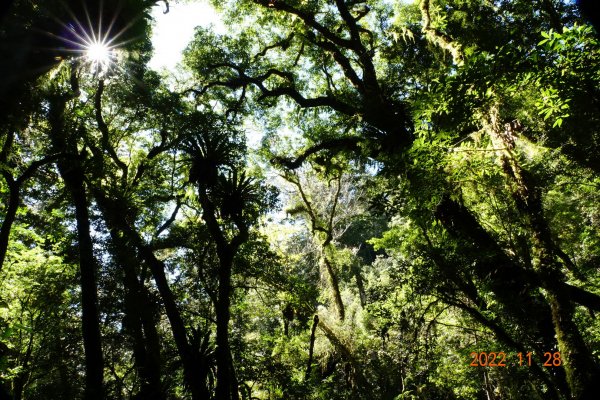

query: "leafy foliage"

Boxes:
[0, 0, 598, 399]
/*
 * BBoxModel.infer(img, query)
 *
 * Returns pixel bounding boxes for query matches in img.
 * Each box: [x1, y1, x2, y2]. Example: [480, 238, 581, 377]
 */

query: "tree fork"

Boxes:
[93, 190, 210, 400]
[196, 183, 247, 400]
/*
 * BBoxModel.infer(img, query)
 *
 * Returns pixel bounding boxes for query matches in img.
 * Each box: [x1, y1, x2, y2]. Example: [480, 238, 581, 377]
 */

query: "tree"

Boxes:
[0, 0, 599, 399]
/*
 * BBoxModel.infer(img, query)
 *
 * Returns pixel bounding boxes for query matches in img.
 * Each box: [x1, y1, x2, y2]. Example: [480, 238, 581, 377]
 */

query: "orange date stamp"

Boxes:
[469, 351, 562, 367]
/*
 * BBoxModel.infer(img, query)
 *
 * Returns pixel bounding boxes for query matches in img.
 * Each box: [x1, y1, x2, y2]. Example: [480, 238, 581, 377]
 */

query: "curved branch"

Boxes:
[420, 0, 464, 66]
[271, 136, 363, 170]
[334, 0, 362, 42]
[0, 152, 71, 271]
[255, 0, 354, 49]
[193, 64, 357, 116]
[311, 36, 364, 92]
[17, 153, 66, 184]
[95, 79, 129, 183]
[155, 199, 182, 237]
[253, 33, 295, 61]
[256, 85, 357, 115]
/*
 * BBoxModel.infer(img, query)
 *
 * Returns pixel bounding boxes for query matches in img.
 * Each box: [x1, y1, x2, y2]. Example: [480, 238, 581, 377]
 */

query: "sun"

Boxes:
[86, 41, 111, 64]
[80, 38, 116, 74]
[83, 39, 116, 73]
[51, 4, 126, 75]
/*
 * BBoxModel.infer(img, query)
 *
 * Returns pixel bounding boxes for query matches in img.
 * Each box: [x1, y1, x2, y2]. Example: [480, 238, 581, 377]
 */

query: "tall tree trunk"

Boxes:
[305, 315, 319, 381]
[215, 249, 238, 400]
[93, 190, 210, 399]
[485, 105, 600, 398]
[0, 130, 18, 272]
[138, 284, 163, 397]
[139, 242, 209, 400]
[421, 227, 565, 397]
[322, 255, 345, 321]
[195, 182, 248, 400]
[61, 164, 105, 400]
[0, 180, 18, 272]
[108, 230, 163, 399]
[48, 95, 104, 400]
[434, 196, 569, 395]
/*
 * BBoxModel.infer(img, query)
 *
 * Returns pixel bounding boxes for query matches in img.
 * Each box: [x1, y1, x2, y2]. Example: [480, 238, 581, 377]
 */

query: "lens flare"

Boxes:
[49, 3, 139, 76]
[86, 42, 110, 63]
[84, 40, 114, 72]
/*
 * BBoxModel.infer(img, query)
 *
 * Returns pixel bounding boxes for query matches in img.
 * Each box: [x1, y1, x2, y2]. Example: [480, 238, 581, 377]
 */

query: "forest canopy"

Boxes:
[0, 0, 599, 399]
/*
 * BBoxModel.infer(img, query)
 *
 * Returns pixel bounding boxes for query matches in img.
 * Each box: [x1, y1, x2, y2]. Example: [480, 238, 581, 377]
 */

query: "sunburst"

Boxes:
[61, 14, 120, 75]
[73, 36, 116, 74]
[86, 42, 111, 64]
[49, 3, 140, 75]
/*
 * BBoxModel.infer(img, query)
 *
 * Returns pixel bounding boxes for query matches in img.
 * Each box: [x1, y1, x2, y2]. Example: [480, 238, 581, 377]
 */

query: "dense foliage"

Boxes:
[0, 0, 599, 399]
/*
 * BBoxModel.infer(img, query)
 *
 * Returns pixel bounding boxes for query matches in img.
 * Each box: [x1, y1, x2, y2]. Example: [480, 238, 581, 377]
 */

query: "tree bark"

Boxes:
[48, 94, 104, 400]
[322, 255, 345, 321]
[305, 314, 319, 380]
[214, 249, 236, 400]
[60, 154, 105, 400]
[93, 191, 210, 400]
[108, 229, 164, 400]
[0, 180, 18, 272]
[485, 105, 600, 398]
[196, 181, 248, 400]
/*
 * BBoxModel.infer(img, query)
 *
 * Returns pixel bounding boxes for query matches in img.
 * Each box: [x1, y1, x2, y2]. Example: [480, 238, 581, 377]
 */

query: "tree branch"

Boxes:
[271, 136, 362, 170]
[95, 79, 129, 183]
[155, 199, 182, 237]
[253, 33, 295, 61]
[17, 153, 66, 185]
[420, 0, 464, 66]
[255, 0, 355, 50]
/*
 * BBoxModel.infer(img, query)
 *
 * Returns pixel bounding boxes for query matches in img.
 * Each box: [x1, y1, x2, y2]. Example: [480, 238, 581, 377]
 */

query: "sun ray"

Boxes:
[44, 13, 93, 49]
[58, 4, 96, 45]
[103, 5, 121, 44]
[97, 0, 104, 45]
[41, 29, 86, 50]
[33, 1, 144, 77]
[58, 2, 123, 74]
[82, 1, 96, 44]
[103, 15, 144, 47]
[87, 42, 110, 62]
